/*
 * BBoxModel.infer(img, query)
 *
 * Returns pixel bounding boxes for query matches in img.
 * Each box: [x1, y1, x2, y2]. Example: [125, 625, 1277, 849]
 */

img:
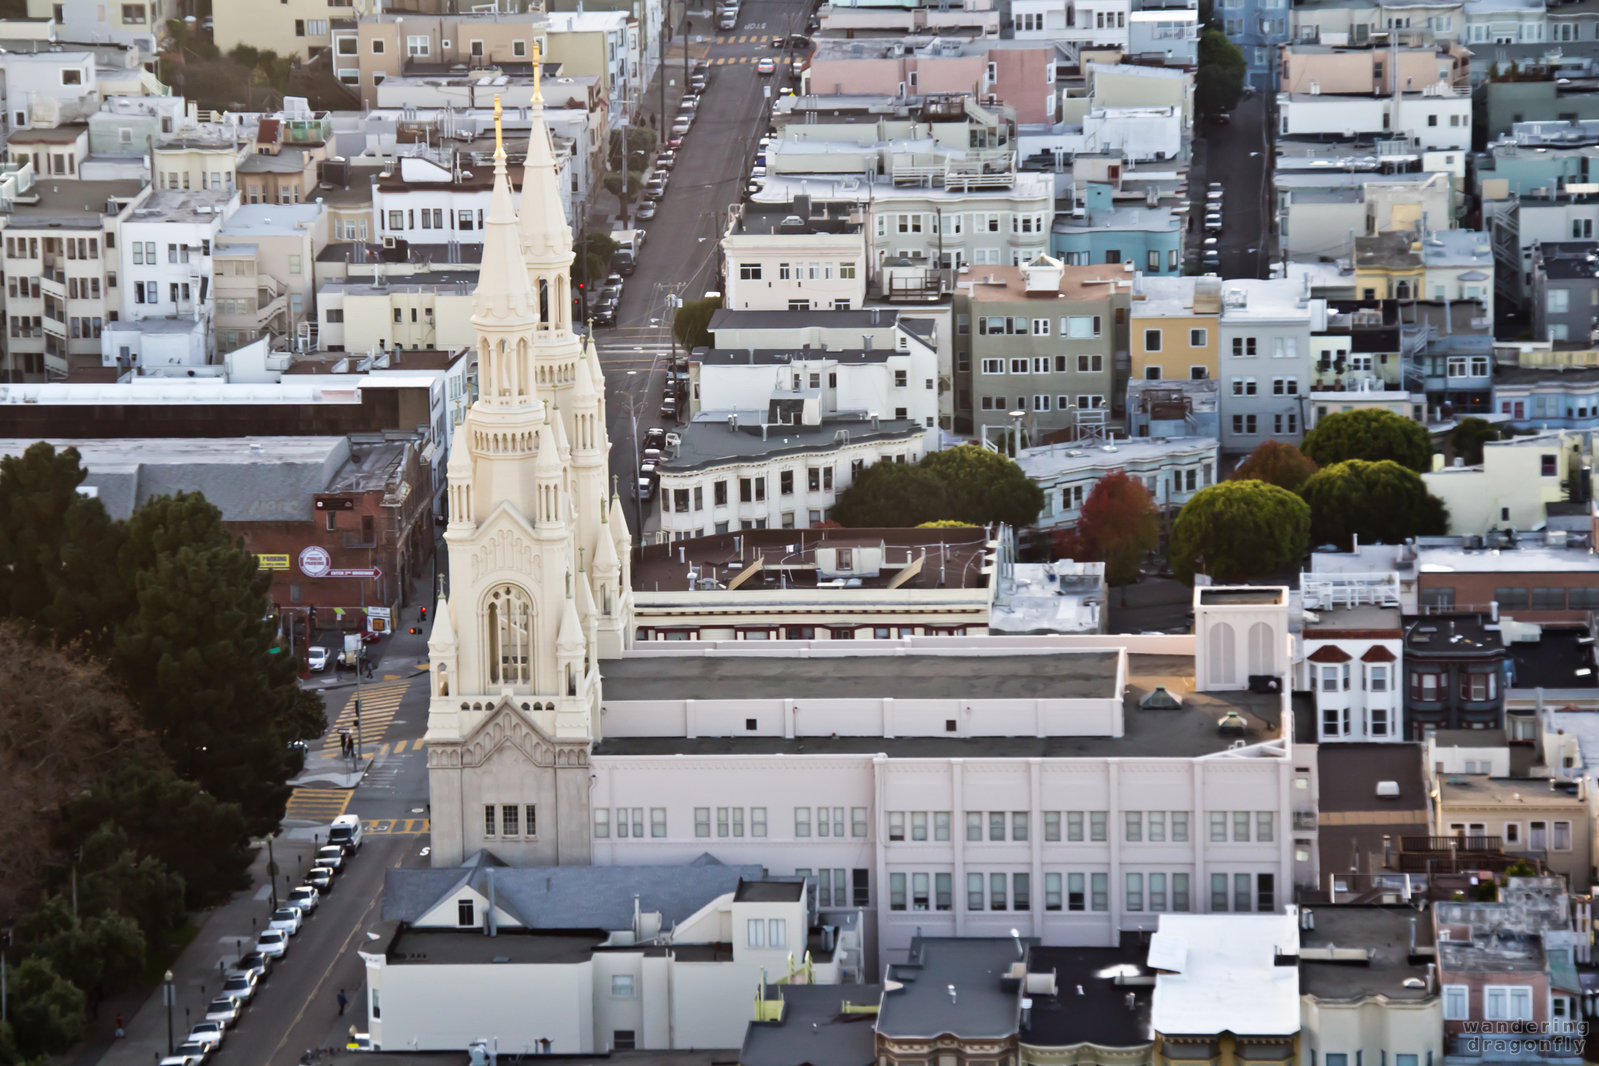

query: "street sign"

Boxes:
[298, 546, 332, 578]
[327, 567, 382, 578]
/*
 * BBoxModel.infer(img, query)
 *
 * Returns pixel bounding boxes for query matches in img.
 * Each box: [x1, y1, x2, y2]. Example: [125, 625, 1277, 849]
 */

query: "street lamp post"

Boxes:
[266, 834, 279, 912]
[163, 969, 175, 1054]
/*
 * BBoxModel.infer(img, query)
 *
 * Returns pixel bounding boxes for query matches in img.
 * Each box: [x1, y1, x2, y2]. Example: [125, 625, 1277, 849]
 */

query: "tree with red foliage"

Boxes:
[1230, 440, 1319, 493]
[1071, 471, 1160, 588]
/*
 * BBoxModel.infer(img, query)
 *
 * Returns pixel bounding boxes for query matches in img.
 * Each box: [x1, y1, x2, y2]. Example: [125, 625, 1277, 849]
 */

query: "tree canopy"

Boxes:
[832, 446, 1044, 530]
[1169, 480, 1310, 583]
[0, 444, 327, 1056]
[1231, 440, 1319, 493]
[1449, 416, 1502, 466]
[1196, 29, 1246, 117]
[919, 445, 1046, 529]
[1301, 409, 1433, 472]
[831, 462, 951, 527]
[1071, 472, 1160, 586]
[1298, 459, 1449, 550]
[672, 295, 722, 351]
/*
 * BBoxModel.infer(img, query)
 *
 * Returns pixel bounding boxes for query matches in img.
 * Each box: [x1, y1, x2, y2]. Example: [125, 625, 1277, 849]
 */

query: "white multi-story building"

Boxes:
[722, 200, 867, 312]
[372, 156, 497, 250]
[1017, 435, 1219, 533]
[1, 178, 148, 381]
[116, 189, 233, 359]
[1277, 87, 1472, 152]
[1215, 279, 1327, 450]
[1298, 573, 1406, 743]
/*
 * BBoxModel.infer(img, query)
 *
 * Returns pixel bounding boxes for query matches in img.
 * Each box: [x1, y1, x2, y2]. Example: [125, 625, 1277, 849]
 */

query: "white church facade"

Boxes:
[423, 89, 1321, 968]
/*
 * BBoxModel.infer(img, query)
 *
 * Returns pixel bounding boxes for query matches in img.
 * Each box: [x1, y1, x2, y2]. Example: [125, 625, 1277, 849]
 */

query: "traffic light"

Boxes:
[420, 605, 428, 621]
[409, 626, 422, 635]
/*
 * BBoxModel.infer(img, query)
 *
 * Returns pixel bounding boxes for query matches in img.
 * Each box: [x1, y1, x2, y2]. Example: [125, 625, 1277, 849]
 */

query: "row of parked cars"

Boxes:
[160, 816, 367, 1064]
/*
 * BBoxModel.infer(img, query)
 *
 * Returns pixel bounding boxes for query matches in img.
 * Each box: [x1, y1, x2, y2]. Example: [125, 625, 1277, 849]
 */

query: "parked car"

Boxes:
[660, 394, 678, 419]
[346, 1033, 376, 1051]
[268, 907, 303, 935]
[591, 302, 617, 327]
[637, 200, 657, 221]
[234, 952, 271, 980]
[669, 116, 692, 139]
[1204, 214, 1223, 232]
[644, 427, 666, 449]
[328, 813, 362, 853]
[689, 73, 707, 93]
[1202, 248, 1221, 269]
[613, 248, 636, 276]
[307, 646, 329, 672]
[665, 131, 684, 149]
[677, 94, 700, 114]
[204, 997, 241, 1029]
[285, 885, 319, 914]
[256, 929, 289, 958]
[655, 149, 677, 171]
[756, 56, 776, 75]
[306, 866, 335, 892]
[161, 1056, 203, 1066]
[718, 10, 737, 28]
[750, 163, 767, 179]
[172, 1041, 212, 1061]
[314, 845, 344, 872]
[220, 971, 258, 1004]
[636, 477, 655, 502]
[187, 1024, 225, 1050]
[643, 180, 666, 202]
[772, 33, 811, 48]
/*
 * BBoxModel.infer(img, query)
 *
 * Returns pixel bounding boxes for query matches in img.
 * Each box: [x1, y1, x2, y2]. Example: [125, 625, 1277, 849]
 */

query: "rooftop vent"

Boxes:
[1140, 685, 1183, 710]
[1217, 709, 1248, 736]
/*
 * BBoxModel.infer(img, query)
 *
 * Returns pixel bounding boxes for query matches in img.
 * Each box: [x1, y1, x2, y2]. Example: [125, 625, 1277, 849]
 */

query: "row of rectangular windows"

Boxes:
[886, 870, 1276, 913]
[980, 355, 1106, 374]
[584, 808, 1277, 844]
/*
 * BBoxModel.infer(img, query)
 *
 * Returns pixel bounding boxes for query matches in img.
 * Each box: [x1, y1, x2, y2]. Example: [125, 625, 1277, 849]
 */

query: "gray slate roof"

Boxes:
[741, 984, 884, 1066]
[384, 851, 767, 931]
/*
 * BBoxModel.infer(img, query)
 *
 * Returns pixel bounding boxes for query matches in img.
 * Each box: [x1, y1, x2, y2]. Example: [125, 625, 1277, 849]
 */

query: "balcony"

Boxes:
[1396, 835, 1544, 874]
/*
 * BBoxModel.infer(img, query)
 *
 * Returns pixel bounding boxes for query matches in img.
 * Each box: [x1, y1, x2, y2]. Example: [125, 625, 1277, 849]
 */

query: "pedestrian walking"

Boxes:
[114, 1014, 125, 1039]
[337, 989, 348, 1016]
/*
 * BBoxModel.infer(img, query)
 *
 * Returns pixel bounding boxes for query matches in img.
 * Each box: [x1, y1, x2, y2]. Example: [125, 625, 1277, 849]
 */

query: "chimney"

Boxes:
[486, 867, 498, 937]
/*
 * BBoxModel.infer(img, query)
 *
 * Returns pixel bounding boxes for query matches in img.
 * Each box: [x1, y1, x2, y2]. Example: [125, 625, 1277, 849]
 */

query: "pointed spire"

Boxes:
[518, 79, 574, 261]
[575, 557, 597, 622]
[535, 416, 563, 480]
[593, 508, 621, 577]
[428, 593, 457, 649]
[549, 392, 572, 458]
[472, 94, 536, 325]
[557, 572, 585, 651]
[572, 349, 599, 407]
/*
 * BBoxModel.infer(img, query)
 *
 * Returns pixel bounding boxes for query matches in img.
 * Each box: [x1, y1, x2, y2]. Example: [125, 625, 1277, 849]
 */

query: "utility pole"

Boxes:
[659, 0, 669, 135]
[266, 835, 279, 912]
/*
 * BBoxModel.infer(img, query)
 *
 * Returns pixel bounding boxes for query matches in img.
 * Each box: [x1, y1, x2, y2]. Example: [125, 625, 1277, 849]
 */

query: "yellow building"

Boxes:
[1353, 232, 1425, 302]
[1130, 275, 1221, 383]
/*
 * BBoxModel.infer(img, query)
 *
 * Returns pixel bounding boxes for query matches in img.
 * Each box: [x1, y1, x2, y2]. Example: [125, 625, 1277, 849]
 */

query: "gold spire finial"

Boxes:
[492, 95, 504, 158]
[532, 41, 543, 105]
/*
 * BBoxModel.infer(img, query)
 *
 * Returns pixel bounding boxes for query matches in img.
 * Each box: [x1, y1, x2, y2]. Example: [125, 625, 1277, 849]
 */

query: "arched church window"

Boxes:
[485, 584, 534, 687]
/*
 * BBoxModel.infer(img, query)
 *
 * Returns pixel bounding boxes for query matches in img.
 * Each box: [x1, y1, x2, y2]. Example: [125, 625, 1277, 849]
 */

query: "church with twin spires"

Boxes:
[423, 77, 635, 869]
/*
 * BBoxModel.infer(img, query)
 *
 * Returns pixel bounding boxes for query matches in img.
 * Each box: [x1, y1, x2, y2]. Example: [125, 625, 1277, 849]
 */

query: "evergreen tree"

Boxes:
[1301, 409, 1433, 472]
[919, 445, 1045, 529]
[831, 462, 951, 527]
[1170, 480, 1310, 583]
[1299, 459, 1449, 550]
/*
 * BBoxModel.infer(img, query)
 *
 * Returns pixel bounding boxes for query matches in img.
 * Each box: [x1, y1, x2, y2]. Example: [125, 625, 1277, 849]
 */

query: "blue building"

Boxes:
[1218, 0, 1290, 89]
[1494, 366, 1599, 430]
[1052, 183, 1185, 274]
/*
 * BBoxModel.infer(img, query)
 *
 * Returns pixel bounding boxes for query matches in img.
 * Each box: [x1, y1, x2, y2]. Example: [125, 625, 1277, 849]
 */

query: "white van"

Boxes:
[328, 814, 363, 854]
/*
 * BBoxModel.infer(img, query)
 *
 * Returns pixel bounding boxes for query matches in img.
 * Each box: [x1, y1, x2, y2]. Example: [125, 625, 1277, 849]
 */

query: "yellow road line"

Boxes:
[365, 818, 431, 835]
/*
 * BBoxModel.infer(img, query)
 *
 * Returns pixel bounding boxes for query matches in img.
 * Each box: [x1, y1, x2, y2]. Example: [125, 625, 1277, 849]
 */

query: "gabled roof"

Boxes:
[383, 854, 766, 931]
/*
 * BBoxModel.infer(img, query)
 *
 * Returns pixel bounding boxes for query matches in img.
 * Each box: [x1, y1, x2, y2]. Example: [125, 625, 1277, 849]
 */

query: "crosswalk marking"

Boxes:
[365, 818, 431, 836]
[714, 33, 779, 42]
[284, 786, 352, 822]
[320, 678, 411, 754]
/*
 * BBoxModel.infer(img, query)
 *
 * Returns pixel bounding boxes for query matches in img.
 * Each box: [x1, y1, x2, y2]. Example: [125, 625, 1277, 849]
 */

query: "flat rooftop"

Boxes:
[386, 929, 602, 965]
[1021, 940, 1155, 1049]
[125, 188, 234, 224]
[708, 308, 897, 332]
[1303, 603, 1402, 635]
[219, 202, 324, 237]
[1015, 437, 1216, 480]
[1298, 906, 1437, 1003]
[657, 414, 923, 473]
[1148, 912, 1301, 1037]
[8, 178, 145, 226]
[740, 984, 880, 1066]
[595, 652, 1303, 760]
[730, 204, 864, 236]
[1508, 625, 1599, 690]
[1436, 775, 1587, 808]
[633, 527, 992, 593]
[1314, 743, 1429, 879]
[879, 938, 1031, 1040]
[602, 649, 1122, 702]
[960, 263, 1134, 303]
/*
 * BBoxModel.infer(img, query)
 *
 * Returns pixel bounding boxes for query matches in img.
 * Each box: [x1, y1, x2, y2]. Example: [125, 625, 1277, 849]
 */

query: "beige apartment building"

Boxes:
[1279, 41, 1469, 94]
[338, 12, 549, 107]
[212, 202, 329, 354]
[238, 115, 330, 206]
[154, 129, 245, 194]
[214, 0, 354, 62]
[0, 179, 149, 381]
